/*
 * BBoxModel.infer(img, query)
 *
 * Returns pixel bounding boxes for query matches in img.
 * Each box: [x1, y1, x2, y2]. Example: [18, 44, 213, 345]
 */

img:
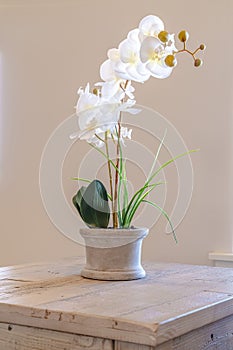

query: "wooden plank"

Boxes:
[155, 313, 233, 350]
[0, 304, 158, 347]
[115, 341, 154, 350]
[0, 257, 84, 282]
[0, 322, 113, 350]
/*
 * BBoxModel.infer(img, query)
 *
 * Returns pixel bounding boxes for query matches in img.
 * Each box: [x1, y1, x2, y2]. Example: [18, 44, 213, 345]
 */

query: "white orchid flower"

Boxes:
[121, 126, 132, 140]
[79, 103, 120, 139]
[86, 125, 132, 148]
[100, 59, 118, 82]
[100, 49, 127, 81]
[95, 80, 122, 102]
[72, 80, 127, 144]
[116, 29, 150, 83]
[100, 49, 122, 82]
[71, 100, 124, 145]
[110, 126, 132, 146]
[139, 15, 164, 41]
[140, 37, 174, 79]
[75, 83, 100, 114]
[100, 55, 130, 102]
[123, 81, 135, 100]
[119, 98, 141, 115]
[102, 34, 150, 83]
[103, 80, 136, 101]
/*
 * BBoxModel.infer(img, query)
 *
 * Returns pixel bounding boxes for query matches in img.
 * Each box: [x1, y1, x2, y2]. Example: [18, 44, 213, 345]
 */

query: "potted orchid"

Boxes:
[71, 15, 205, 280]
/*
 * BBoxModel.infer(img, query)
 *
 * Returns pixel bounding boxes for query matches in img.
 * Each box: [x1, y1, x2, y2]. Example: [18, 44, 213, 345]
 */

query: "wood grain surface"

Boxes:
[0, 258, 233, 348]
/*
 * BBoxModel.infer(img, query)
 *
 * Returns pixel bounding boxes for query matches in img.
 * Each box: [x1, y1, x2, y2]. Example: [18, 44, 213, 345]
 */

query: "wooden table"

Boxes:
[0, 258, 233, 349]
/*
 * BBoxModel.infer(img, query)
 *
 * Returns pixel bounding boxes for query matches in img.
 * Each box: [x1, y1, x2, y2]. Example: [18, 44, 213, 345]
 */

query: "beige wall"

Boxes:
[0, 0, 232, 266]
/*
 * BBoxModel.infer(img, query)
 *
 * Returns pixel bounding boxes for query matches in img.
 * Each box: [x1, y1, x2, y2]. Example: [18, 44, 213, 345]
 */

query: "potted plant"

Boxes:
[71, 15, 205, 280]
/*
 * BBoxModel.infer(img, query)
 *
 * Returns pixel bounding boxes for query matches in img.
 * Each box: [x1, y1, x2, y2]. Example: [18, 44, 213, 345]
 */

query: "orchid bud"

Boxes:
[178, 30, 189, 42]
[165, 55, 177, 67]
[194, 58, 203, 67]
[158, 31, 169, 43]
[199, 44, 206, 50]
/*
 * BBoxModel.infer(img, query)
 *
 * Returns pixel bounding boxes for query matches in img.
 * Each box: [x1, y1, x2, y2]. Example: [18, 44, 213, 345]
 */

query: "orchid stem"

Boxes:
[113, 119, 121, 228]
[105, 132, 114, 215]
[112, 80, 129, 228]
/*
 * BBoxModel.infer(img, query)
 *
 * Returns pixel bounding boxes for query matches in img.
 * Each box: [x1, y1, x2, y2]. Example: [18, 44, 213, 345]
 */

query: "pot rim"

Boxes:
[80, 227, 149, 248]
[80, 226, 149, 238]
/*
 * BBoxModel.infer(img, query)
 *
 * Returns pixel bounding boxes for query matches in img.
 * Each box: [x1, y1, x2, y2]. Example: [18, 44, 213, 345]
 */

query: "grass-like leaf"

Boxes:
[146, 149, 198, 185]
[146, 130, 167, 184]
[122, 182, 164, 227]
[90, 143, 123, 179]
[72, 177, 91, 183]
[142, 199, 177, 243]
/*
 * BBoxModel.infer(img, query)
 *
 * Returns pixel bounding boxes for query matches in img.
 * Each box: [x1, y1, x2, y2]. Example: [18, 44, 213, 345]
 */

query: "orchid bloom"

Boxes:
[116, 29, 150, 83]
[140, 37, 175, 78]
[138, 15, 177, 78]
[75, 83, 100, 114]
[72, 82, 138, 145]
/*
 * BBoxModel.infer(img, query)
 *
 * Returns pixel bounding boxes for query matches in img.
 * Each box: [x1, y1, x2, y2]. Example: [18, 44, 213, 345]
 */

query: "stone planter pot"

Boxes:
[80, 227, 149, 281]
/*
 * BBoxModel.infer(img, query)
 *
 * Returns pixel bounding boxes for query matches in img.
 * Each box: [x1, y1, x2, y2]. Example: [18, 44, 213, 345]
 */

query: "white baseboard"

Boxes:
[208, 252, 233, 267]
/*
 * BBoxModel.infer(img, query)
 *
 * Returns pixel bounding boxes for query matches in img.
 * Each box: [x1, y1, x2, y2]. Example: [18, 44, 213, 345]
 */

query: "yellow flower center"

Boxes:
[128, 51, 138, 64]
[149, 50, 163, 62]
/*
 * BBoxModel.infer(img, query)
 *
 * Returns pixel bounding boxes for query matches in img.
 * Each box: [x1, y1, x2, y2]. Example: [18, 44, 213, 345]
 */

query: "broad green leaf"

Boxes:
[80, 180, 110, 228]
[72, 186, 87, 220]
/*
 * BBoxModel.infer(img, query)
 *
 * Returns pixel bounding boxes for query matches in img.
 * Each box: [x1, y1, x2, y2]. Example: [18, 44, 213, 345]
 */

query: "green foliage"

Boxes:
[72, 186, 87, 219]
[72, 180, 110, 228]
[72, 131, 198, 243]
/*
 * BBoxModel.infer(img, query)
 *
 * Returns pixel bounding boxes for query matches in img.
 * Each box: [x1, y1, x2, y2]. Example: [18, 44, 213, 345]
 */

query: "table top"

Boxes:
[0, 257, 233, 347]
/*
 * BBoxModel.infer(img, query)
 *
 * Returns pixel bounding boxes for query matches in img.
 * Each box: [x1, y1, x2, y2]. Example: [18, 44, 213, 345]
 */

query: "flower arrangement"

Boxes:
[72, 15, 205, 237]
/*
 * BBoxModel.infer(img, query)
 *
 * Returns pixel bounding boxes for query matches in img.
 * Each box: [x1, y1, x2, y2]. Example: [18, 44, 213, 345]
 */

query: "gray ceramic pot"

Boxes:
[80, 227, 149, 281]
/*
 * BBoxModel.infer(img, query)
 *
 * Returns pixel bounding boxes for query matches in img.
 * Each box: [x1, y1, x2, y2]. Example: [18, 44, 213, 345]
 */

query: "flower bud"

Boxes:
[194, 58, 203, 67]
[165, 55, 177, 67]
[178, 30, 189, 42]
[93, 88, 98, 95]
[158, 31, 169, 43]
[199, 44, 206, 51]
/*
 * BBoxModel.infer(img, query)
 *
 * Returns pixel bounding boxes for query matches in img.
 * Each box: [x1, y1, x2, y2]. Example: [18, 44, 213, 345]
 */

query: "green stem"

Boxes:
[105, 132, 114, 217]
[113, 119, 121, 228]
[112, 80, 129, 228]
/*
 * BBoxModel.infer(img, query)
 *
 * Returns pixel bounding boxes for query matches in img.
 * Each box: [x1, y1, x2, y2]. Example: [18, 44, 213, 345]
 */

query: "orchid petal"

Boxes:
[100, 60, 116, 82]
[108, 48, 120, 61]
[139, 15, 164, 37]
[146, 61, 173, 79]
[140, 37, 161, 63]
[119, 38, 139, 64]
[127, 28, 140, 42]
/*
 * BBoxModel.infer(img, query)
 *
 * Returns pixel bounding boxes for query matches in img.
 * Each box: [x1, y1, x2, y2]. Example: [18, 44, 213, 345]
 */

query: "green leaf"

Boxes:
[146, 130, 167, 183]
[122, 182, 164, 226]
[146, 149, 198, 185]
[72, 177, 91, 183]
[123, 182, 164, 227]
[72, 177, 112, 201]
[80, 180, 110, 228]
[142, 199, 178, 243]
[72, 186, 87, 220]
